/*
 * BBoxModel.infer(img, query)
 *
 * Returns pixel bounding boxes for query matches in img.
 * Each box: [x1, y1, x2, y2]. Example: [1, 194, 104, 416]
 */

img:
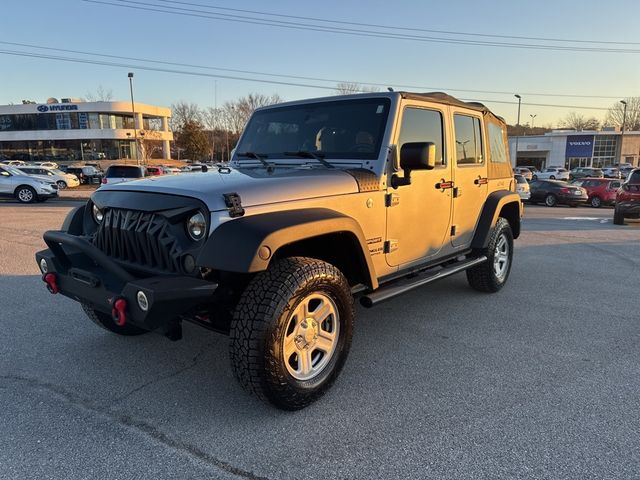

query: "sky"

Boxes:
[1, 0, 639, 126]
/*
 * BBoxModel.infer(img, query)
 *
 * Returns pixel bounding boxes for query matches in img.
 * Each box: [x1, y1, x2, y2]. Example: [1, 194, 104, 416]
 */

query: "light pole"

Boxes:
[514, 94, 521, 165]
[529, 114, 537, 131]
[619, 100, 628, 166]
[128, 72, 139, 165]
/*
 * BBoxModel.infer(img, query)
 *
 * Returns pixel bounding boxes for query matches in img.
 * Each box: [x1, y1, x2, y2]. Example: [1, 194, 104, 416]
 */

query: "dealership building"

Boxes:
[508, 129, 640, 171]
[0, 98, 173, 162]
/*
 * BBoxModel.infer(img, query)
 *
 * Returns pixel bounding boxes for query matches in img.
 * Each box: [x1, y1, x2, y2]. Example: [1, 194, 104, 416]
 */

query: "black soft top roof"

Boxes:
[400, 91, 505, 123]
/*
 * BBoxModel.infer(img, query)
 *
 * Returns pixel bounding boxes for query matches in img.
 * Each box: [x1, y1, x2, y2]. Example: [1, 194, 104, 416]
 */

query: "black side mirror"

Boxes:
[391, 142, 436, 188]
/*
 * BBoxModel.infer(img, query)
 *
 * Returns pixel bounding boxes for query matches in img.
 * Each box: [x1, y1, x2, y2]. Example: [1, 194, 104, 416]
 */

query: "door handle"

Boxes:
[435, 179, 454, 190]
[474, 176, 488, 185]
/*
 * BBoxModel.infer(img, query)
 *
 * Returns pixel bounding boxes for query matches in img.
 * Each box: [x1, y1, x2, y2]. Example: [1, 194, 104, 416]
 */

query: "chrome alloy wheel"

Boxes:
[283, 292, 340, 381]
[18, 188, 34, 202]
[493, 233, 510, 281]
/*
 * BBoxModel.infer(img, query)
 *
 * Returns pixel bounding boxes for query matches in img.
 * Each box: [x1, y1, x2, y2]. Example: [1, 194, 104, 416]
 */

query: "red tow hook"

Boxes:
[111, 298, 128, 326]
[43, 273, 59, 294]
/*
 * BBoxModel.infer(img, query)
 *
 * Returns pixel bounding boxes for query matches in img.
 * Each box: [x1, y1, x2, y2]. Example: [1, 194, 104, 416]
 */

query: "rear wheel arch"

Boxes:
[471, 191, 522, 249]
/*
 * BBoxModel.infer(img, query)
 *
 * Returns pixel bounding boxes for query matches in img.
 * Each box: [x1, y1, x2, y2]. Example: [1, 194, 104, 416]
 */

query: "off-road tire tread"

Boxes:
[466, 218, 513, 293]
[81, 303, 149, 336]
[613, 208, 625, 225]
[230, 257, 354, 410]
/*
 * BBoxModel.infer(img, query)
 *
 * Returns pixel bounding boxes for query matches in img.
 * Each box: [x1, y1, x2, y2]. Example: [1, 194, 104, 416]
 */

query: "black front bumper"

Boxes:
[36, 230, 218, 332]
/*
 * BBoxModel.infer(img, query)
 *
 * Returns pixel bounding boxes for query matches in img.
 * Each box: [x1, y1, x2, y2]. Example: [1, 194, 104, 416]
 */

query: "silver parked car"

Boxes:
[0, 165, 58, 203]
[533, 167, 570, 181]
[514, 174, 530, 200]
[17, 166, 80, 189]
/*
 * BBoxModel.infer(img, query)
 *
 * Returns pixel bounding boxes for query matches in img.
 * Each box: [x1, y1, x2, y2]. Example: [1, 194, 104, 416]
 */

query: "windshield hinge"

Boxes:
[223, 192, 245, 218]
[383, 239, 398, 253]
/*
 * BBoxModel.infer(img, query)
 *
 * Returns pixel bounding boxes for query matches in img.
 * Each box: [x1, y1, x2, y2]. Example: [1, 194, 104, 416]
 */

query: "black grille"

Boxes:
[94, 208, 183, 273]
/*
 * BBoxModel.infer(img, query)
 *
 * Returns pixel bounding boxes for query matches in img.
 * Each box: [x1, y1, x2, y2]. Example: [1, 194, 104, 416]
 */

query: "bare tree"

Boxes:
[223, 93, 283, 134]
[559, 112, 601, 131]
[335, 82, 380, 95]
[170, 101, 203, 131]
[85, 85, 114, 102]
[605, 97, 640, 131]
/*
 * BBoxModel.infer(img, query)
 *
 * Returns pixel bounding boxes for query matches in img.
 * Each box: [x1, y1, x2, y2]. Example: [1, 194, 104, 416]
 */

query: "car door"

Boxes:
[385, 103, 452, 267]
[451, 112, 487, 247]
[0, 167, 15, 194]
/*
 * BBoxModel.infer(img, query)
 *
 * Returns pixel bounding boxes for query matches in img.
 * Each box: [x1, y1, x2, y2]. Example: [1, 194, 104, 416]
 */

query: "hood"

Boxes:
[97, 166, 361, 211]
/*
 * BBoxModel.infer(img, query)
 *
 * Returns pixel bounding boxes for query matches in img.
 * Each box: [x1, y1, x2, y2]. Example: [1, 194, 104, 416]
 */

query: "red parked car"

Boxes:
[614, 169, 640, 225]
[571, 177, 622, 208]
[146, 166, 164, 176]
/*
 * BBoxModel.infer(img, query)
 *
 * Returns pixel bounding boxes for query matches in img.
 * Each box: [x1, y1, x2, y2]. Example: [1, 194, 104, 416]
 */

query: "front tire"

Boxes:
[15, 186, 36, 204]
[81, 303, 149, 336]
[466, 218, 513, 293]
[590, 196, 602, 208]
[56, 180, 67, 189]
[613, 207, 625, 225]
[230, 257, 354, 410]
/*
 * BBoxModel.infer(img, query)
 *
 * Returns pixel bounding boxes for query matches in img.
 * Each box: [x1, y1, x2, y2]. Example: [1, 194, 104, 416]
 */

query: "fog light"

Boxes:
[39, 258, 48, 274]
[183, 254, 195, 273]
[136, 291, 149, 311]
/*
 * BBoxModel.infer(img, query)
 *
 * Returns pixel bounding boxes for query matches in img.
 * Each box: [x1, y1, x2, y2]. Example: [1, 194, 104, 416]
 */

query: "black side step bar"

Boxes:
[360, 256, 488, 308]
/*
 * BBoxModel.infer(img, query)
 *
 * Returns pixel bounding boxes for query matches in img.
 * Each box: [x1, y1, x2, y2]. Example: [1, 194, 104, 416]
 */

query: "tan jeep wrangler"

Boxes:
[37, 92, 522, 410]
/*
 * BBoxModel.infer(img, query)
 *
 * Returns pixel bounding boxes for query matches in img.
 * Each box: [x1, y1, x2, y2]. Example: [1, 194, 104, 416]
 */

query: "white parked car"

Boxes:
[0, 165, 58, 203]
[514, 174, 530, 200]
[17, 166, 80, 189]
[533, 167, 569, 181]
[34, 161, 59, 169]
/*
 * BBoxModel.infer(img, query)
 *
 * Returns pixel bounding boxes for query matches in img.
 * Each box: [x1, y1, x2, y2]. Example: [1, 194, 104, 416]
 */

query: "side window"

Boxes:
[488, 123, 507, 163]
[397, 107, 444, 166]
[610, 181, 621, 189]
[453, 114, 483, 165]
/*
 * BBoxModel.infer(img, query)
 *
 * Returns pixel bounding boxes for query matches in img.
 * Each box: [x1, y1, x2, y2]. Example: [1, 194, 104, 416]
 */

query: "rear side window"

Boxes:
[106, 166, 142, 178]
[398, 107, 445, 166]
[515, 175, 527, 184]
[609, 181, 621, 189]
[629, 171, 640, 183]
[454, 114, 483, 165]
[488, 123, 507, 163]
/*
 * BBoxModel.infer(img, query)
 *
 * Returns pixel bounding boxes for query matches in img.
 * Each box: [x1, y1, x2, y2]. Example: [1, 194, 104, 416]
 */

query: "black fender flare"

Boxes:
[196, 208, 378, 289]
[471, 191, 522, 249]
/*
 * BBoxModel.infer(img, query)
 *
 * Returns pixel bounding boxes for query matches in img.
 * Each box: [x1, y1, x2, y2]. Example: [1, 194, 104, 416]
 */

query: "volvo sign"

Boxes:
[36, 104, 79, 113]
[565, 135, 594, 158]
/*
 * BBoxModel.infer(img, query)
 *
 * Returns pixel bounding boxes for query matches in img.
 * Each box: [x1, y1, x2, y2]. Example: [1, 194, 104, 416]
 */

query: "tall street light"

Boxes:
[619, 100, 628, 166]
[514, 94, 521, 166]
[128, 72, 139, 165]
[530, 114, 537, 131]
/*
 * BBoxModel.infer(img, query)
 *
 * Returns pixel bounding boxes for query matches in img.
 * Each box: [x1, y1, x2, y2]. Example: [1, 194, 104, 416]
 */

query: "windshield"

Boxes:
[235, 98, 391, 161]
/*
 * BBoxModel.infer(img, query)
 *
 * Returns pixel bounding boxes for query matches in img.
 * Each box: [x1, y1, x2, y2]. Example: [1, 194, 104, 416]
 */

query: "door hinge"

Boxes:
[450, 225, 457, 236]
[384, 239, 399, 253]
[385, 193, 400, 207]
[453, 187, 461, 198]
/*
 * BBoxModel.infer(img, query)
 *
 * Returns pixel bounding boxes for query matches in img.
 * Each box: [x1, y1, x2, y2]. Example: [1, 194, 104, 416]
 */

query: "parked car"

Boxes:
[602, 167, 623, 179]
[520, 165, 540, 175]
[533, 167, 569, 181]
[16, 165, 80, 189]
[162, 166, 181, 174]
[613, 169, 640, 225]
[514, 174, 530, 200]
[569, 167, 604, 181]
[101, 165, 146, 186]
[34, 161, 59, 169]
[514, 167, 532, 181]
[2, 160, 27, 166]
[529, 180, 588, 207]
[146, 166, 164, 176]
[66, 165, 103, 185]
[571, 177, 622, 207]
[0, 164, 58, 203]
[620, 166, 634, 180]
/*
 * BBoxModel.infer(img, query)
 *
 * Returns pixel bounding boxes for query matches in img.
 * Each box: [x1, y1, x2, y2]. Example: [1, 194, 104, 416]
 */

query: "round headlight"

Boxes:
[186, 212, 206, 241]
[92, 204, 104, 223]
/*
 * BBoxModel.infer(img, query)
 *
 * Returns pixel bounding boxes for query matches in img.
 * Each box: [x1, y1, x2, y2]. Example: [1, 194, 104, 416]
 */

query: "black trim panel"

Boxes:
[197, 208, 378, 289]
[471, 191, 521, 249]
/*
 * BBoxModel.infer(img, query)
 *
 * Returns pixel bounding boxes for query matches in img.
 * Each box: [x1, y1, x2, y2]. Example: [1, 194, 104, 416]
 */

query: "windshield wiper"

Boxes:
[284, 150, 334, 169]
[236, 151, 274, 172]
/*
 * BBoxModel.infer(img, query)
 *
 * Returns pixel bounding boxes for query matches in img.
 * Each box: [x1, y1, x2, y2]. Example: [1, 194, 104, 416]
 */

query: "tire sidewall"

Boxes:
[16, 186, 36, 203]
[590, 196, 601, 208]
[489, 220, 514, 288]
[57, 180, 67, 189]
[545, 194, 557, 207]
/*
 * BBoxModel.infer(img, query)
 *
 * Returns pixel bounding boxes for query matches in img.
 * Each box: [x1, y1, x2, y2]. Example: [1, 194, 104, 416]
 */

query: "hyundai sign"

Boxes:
[565, 135, 594, 158]
[36, 104, 79, 112]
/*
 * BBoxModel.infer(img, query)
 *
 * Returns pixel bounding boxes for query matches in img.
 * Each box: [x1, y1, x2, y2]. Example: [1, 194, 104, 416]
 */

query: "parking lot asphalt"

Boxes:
[1, 201, 639, 479]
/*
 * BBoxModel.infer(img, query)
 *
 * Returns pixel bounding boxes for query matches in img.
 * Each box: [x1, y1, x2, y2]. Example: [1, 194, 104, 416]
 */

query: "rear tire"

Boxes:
[230, 257, 354, 410]
[81, 303, 149, 336]
[544, 194, 558, 207]
[613, 207, 625, 225]
[466, 218, 513, 293]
